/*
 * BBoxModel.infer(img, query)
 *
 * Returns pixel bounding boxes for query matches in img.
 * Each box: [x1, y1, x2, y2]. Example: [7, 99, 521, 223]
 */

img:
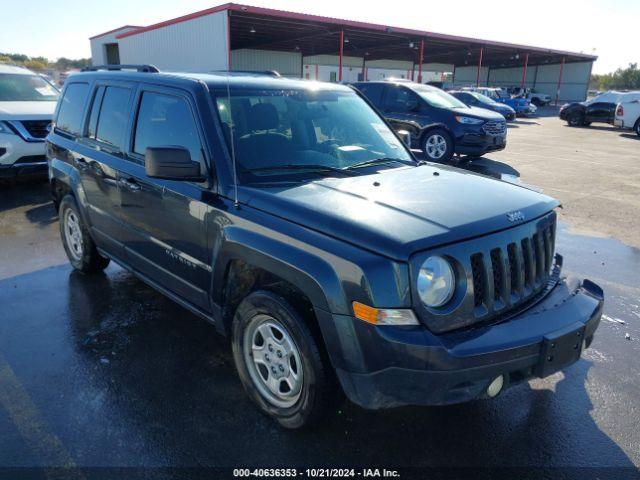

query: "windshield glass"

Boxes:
[214, 86, 413, 183]
[0, 74, 59, 101]
[409, 85, 467, 109]
[469, 91, 498, 105]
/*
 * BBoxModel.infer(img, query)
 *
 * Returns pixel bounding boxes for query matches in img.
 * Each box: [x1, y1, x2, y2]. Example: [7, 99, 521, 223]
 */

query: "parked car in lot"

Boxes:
[0, 64, 59, 180]
[509, 87, 552, 106]
[449, 90, 516, 120]
[614, 92, 640, 136]
[48, 67, 603, 429]
[467, 87, 531, 116]
[353, 81, 507, 162]
[559, 90, 626, 127]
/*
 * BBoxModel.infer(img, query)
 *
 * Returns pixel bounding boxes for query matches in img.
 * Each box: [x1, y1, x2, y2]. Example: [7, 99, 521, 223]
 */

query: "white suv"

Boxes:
[614, 91, 640, 136]
[0, 64, 59, 180]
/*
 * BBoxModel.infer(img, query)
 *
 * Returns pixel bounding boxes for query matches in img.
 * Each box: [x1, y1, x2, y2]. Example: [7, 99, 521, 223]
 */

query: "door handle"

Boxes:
[118, 177, 141, 192]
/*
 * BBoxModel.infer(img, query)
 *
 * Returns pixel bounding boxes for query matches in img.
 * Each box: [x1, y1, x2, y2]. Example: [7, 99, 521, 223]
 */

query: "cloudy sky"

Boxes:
[2, 0, 637, 74]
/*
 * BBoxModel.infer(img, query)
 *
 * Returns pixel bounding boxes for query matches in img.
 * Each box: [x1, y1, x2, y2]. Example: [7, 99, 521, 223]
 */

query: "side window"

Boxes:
[86, 86, 105, 139]
[133, 92, 202, 163]
[93, 86, 131, 149]
[55, 83, 90, 136]
[356, 84, 384, 106]
[384, 86, 420, 112]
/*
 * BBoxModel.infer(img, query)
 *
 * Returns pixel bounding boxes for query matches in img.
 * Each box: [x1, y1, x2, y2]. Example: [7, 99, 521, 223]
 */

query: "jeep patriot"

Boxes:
[47, 67, 603, 429]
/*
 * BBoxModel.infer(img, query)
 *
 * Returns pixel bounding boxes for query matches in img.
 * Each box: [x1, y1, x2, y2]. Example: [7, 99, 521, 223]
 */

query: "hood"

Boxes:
[458, 106, 505, 121]
[493, 103, 515, 113]
[242, 165, 559, 261]
[0, 101, 57, 120]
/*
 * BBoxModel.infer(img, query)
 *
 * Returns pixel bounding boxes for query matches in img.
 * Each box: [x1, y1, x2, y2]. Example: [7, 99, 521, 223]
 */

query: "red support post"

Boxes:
[227, 11, 232, 71]
[555, 57, 565, 106]
[417, 39, 424, 83]
[476, 47, 484, 87]
[338, 30, 344, 82]
[520, 53, 529, 88]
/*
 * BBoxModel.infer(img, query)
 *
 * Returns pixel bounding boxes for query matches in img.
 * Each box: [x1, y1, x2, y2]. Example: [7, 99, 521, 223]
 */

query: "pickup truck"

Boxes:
[47, 67, 603, 429]
[467, 87, 531, 116]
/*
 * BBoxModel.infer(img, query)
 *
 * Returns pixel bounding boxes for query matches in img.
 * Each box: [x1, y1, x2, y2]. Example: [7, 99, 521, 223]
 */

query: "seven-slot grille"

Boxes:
[482, 120, 506, 136]
[471, 218, 556, 317]
[19, 120, 50, 139]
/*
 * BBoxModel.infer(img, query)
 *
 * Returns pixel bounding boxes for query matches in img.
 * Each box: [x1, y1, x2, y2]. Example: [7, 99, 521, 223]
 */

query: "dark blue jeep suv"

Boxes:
[47, 67, 603, 429]
[353, 81, 507, 162]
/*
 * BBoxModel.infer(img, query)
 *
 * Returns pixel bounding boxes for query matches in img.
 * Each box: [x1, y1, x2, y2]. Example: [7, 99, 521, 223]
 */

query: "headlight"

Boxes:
[0, 121, 15, 135]
[455, 116, 484, 125]
[417, 256, 455, 307]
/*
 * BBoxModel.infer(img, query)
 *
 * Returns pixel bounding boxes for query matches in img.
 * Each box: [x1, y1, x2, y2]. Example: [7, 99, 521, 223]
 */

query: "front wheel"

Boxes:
[231, 291, 337, 429]
[567, 113, 584, 127]
[421, 128, 453, 163]
[635, 119, 640, 137]
[59, 195, 110, 273]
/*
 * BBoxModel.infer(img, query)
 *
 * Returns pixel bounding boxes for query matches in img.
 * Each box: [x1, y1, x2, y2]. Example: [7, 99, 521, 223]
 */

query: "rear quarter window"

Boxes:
[55, 83, 90, 136]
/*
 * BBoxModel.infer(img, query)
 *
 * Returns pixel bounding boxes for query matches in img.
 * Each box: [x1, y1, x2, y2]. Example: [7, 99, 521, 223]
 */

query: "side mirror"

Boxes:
[396, 129, 411, 147]
[145, 146, 204, 181]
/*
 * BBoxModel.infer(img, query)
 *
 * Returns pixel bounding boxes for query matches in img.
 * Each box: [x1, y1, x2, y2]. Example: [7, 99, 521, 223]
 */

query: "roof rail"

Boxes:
[211, 70, 281, 77]
[82, 64, 160, 73]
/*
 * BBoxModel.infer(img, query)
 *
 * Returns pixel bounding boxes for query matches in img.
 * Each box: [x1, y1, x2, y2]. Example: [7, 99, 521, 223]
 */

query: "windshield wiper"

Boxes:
[245, 164, 359, 176]
[343, 157, 416, 171]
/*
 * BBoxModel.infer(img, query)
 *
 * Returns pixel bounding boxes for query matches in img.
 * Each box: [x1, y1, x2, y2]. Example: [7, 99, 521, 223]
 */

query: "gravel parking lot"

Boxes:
[1, 110, 639, 479]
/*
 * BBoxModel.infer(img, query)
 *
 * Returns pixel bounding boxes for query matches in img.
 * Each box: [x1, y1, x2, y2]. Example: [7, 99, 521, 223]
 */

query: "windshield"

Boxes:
[214, 86, 413, 184]
[0, 74, 59, 101]
[469, 91, 498, 105]
[410, 85, 467, 109]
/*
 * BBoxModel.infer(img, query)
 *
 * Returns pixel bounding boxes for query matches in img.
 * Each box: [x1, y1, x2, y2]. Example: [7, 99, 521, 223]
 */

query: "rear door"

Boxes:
[78, 81, 136, 256]
[116, 85, 212, 311]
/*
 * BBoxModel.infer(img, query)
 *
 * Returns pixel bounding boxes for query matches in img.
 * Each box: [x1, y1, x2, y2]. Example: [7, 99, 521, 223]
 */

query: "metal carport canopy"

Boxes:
[117, 3, 596, 73]
[222, 4, 595, 68]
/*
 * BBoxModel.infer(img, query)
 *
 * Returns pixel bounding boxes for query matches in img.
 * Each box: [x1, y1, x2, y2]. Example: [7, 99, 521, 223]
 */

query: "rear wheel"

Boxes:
[231, 291, 337, 429]
[635, 118, 640, 136]
[421, 128, 453, 163]
[59, 195, 110, 273]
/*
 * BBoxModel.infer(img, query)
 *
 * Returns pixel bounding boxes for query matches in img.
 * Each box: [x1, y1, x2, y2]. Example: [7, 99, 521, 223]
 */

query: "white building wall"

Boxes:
[118, 11, 229, 72]
[232, 49, 301, 77]
[90, 27, 140, 66]
[532, 61, 592, 102]
[302, 56, 450, 83]
[453, 66, 489, 86]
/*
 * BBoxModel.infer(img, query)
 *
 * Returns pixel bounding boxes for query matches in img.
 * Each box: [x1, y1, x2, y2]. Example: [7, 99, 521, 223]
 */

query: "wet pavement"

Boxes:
[1, 167, 640, 479]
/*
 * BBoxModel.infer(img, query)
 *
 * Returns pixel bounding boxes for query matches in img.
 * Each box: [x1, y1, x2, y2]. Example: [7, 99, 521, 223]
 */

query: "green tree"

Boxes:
[590, 63, 640, 90]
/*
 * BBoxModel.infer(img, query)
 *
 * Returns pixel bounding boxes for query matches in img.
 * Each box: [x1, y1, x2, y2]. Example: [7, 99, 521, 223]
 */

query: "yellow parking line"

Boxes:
[0, 353, 84, 480]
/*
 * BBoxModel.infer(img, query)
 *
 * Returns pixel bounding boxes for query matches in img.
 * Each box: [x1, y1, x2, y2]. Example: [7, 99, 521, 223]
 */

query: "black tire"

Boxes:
[421, 128, 454, 163]
[531, 98, 542, 107]
[58, 195, 110, 273]
[567, 113, 584, 127]
[231, 290, 337, 429]
[635, 118, 640, 137]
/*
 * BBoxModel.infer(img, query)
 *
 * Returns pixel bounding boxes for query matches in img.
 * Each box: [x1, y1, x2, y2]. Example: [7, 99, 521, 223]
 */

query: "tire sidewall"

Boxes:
[568, 113, 583, 127]
[231, 291, 324, 429]
[422, 128, 453, 162]
[635, 119, 640, 136]
[59, 195, 107, 272]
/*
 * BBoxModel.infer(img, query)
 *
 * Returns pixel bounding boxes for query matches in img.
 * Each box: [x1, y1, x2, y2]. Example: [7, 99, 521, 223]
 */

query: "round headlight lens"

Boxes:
[417, 256, 455, 307]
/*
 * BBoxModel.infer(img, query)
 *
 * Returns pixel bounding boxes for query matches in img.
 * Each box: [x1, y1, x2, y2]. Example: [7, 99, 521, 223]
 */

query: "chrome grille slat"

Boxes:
[482, 120, 507, 136]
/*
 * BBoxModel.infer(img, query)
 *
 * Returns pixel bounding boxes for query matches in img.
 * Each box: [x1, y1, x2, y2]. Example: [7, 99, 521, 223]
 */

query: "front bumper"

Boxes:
[326, 277, 603, 409]
[455, 132, 506, 155]
[0, 133, 47, 179]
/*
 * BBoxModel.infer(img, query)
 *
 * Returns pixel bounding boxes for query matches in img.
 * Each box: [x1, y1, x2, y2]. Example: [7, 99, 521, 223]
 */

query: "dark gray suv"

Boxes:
[47, 67, 603, 429]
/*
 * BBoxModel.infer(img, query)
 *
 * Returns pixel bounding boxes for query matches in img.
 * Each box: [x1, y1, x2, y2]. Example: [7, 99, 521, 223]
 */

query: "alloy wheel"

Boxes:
[425, 134, 447, 159]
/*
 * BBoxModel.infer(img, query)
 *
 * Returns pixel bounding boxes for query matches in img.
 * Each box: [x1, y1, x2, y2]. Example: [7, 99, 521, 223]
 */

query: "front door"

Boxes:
[117, 86, 212, 311]
[585, 102, 616, 123]
[381, 85, 428, 142]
